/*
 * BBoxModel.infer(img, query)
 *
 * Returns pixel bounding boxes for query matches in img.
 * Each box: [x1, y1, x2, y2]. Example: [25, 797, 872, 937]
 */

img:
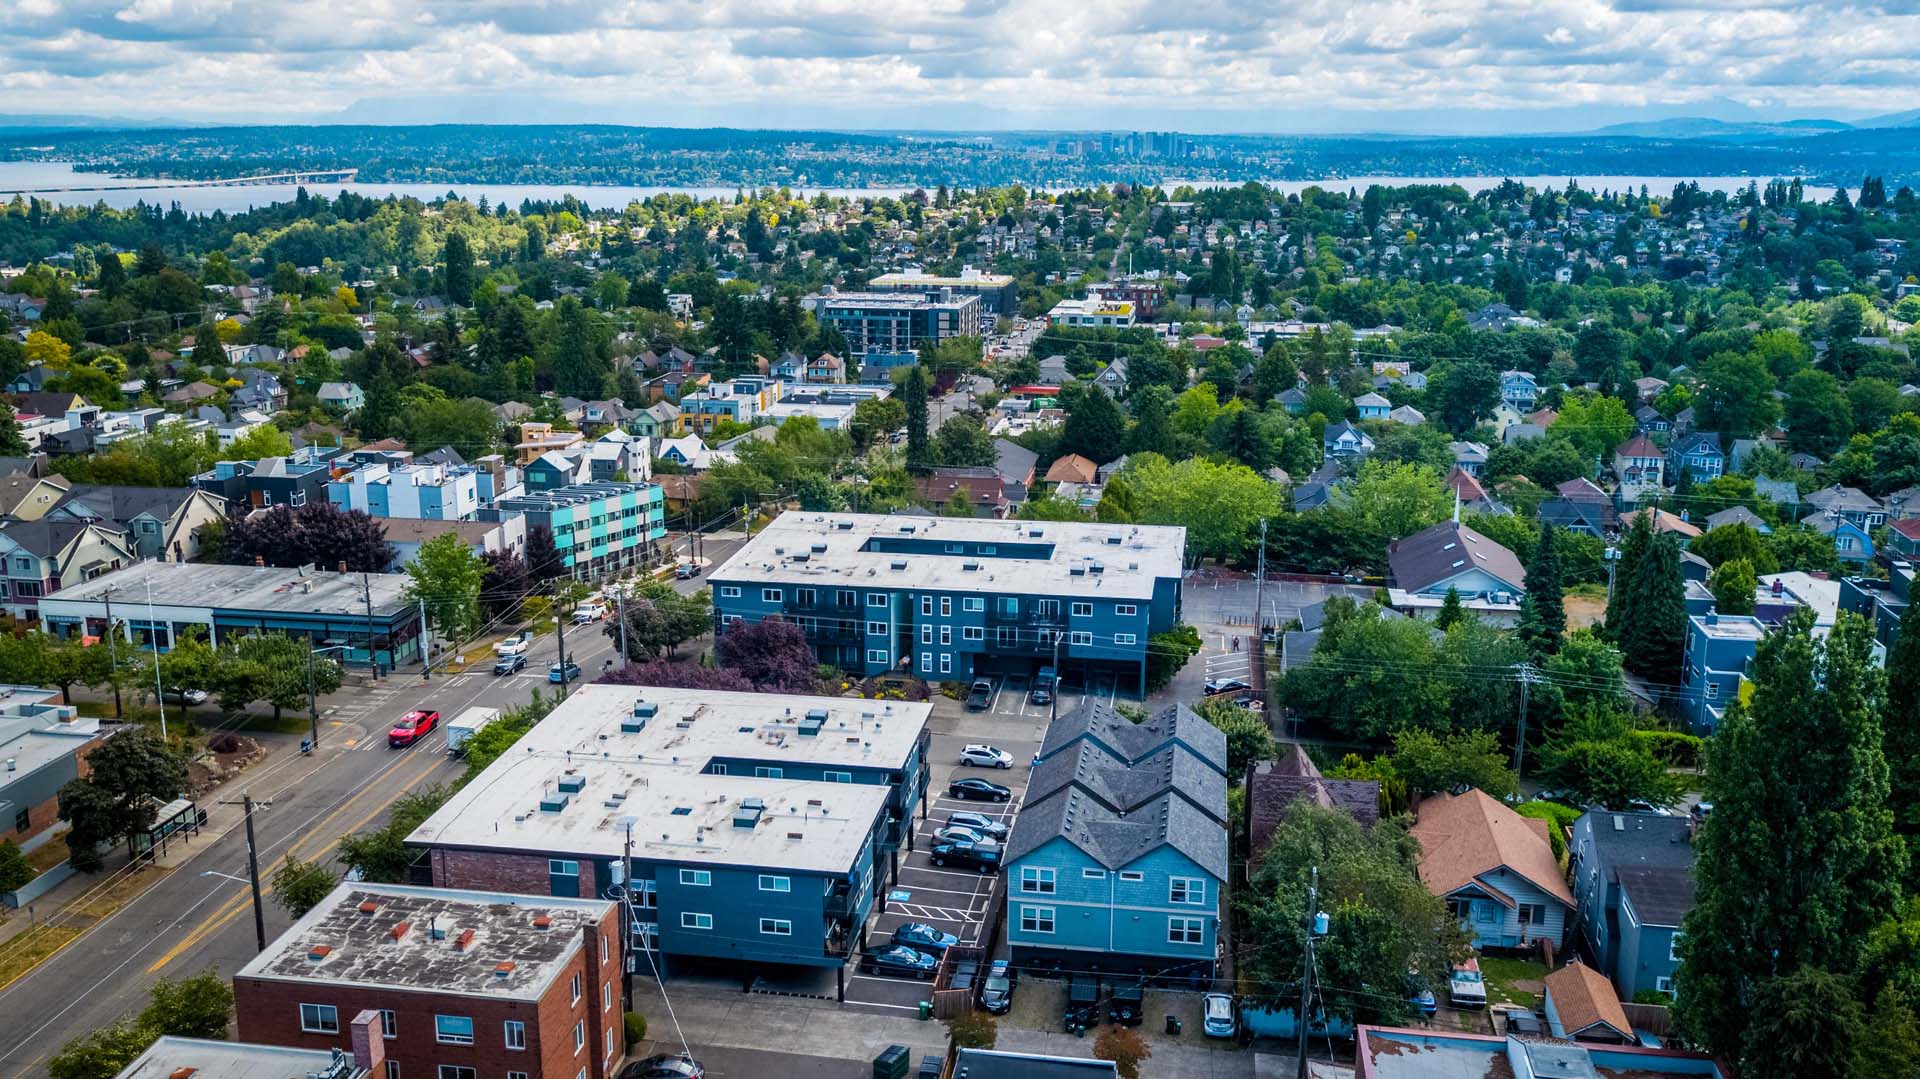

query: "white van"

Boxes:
[445, 706, 502, 757]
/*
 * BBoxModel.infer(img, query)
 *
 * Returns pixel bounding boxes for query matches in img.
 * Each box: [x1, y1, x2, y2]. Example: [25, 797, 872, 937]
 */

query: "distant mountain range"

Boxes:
[1588, 111, 1920, 141]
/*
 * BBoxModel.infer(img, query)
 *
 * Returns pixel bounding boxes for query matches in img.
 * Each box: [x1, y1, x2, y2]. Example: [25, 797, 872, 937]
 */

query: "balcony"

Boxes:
[826, 880, 856, 919]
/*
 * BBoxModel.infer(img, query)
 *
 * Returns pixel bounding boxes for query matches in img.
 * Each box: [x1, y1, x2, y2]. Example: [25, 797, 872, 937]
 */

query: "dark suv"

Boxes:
[929, 840, 1001, 873]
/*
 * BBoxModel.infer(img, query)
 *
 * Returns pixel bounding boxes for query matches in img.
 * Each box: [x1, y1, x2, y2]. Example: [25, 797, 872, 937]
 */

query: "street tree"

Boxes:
[1535, 705, 1683, 809]
[901, 364, 932, 472]
[56, 728, 183, 871]
[716, 618, 819, 692]
[271, 858, 339, 919]
[406, 532, 487, 644]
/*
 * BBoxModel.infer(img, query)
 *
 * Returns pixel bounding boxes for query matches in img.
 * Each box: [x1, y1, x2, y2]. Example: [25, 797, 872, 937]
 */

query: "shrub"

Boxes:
[1631, 729, 1705, 769]
[624, 1013, 647, 1043]
[206, 732, 244, 755]
[1515, 801, 1582, 861]
[0, 839, 34, 892]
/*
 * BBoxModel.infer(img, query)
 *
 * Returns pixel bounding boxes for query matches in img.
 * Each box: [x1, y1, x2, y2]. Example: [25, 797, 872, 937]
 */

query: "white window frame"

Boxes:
[941, 596, 952, 616]
[1115, 633, 1136, 645]
[1069, 631, 1092, 646]
[380, 1009, 397, 1038]
[573, 1019, 585, 1053]
[390, 1063, 404, 1079]
[437, 1068, 475, 1079]
[434, 1015, 475, 1046]
[1656, 976, 1676, 998]
[1119, 871, 1144, 883]
[682, 912, 713, 929]
[720, 585, 741, 598]
[1170, 877, 1206, 905]
[504, 1020, 527, 1051]
[1116, 604, 1137, 616]
[1168, 917, 1205, 945]
[921, 652, 932, 673]
[867, 648, 888, 663]
[867, 621, 887, 635]
[570, 972, 582, 1005]
[964, 597, 984, 612]
[940, 626, 951, 645]
[680, 868, 711, 886]
[1020, 905, 1056, 934]
[963, 626, 984, 641]
[762, 587, 783, 602]
[1071, 602, 1092, 618]
[1669, 934, 1684, 962]
[868, 592, 887, 607]
[754, 766, 783, 778]
[1020, 866, 1057, 895]
[759, 874, 791, 892]
[1083, 867, 1107, 879]
[761, 918, 793, 936]
[300, 1003, 340, 1034]
[940, 654, 952, 674]
[604, 982, 612, 1010]
[825, 770, 853, 783]
[921, 624, 933, 644]
[921, 595, 934, 616]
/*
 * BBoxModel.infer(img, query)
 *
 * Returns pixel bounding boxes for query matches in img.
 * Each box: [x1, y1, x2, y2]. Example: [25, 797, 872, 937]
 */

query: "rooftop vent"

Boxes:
[835, 521, 855, 530]
[557, 775, 586, 794]
[169, 1069, 197, 1079]
[532, 915, 552, 930]
[733, 799, 766, 829]
[671, 806, 692, 816]
[453, 928, 475, 951]
[962, 561, 979, 571]
[1028, 528, 1044, 538]
[811, 543, 828, 553]
[1106, 535, 1122, 545]
[890, 560, 908, 571]
[1069, 567, 1085, 576]
[388, 921, 411, 941]
[428, 915, 451, 941]
[357, 900, 379, 915]
[1089, 563, 1104, 574]
[495, 961, 517, 978]
[306, 944, 332, 962]
[539, 791, 570, 813]
[786, 832, 804, 840]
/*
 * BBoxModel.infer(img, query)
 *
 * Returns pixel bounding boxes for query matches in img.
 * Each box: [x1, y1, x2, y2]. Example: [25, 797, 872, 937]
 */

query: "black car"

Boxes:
[1065, 974, 1102, 1034]
[1203, 678, 1251, 696]
[980, 959, 1015, 1015]
[1108, 980, 1145, 1026]
[861, 944, 938, 979]
[949, 777, 1011, 802]
[619, 1055, 704, 1079]
[492, 653, 527, 676]
[929, 840, 1001, 873]
[964, 679, 993, 710]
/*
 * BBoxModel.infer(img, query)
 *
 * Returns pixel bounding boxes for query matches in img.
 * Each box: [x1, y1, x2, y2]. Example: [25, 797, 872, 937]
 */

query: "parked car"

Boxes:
[948, 777, 1011, 802]
[1449, 958, 1488, 1008]
[388, 709, 440, 748]
[964, 679, 993, 710]
[675, 563, 699, 580]
[980, 959, 1015, 1015]
[161, 687, 209, 706]
[1202, 993, 1237, 1038]
[493, 632, 531, 657]
[891, 922, 958, 954]
[958, 743, 1014, 769]
[620, 1054, 704, 1079]
[1407, 973, 1438, 1018]
[492, 653, 527, 676]
[1108, 980, 1145, 1026]
[929, 840, 1001, 873]
[1030, 666, 1056, 705]
[945, 811, 1008, 840]
[861, 945, 936, 979]
[1505, 1009, 1544, 1036]
[1064, 974, 1101, 1034]
[1203, 678, 1251, 696]
[549, 660, 582, 683]
[933, 825, 999, 847]
[572, 602, 607, 624]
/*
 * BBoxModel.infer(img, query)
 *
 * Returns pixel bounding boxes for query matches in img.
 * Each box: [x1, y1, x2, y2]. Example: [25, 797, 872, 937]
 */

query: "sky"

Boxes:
[1, 0, 1918, 132]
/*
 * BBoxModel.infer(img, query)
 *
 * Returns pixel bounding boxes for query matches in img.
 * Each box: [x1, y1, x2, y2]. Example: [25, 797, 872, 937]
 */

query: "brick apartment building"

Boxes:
[234, 884, 625, 1079]
[0, 688, 102, 848]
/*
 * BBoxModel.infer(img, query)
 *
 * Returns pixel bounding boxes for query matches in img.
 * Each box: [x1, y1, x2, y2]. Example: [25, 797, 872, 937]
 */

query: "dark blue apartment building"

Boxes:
[708, 513, 1187, 693]
[409, 686, 931, 987]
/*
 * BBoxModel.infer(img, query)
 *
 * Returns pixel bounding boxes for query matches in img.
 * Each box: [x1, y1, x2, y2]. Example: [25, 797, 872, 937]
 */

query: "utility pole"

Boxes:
[101, 586, 122, 717]
[554, 587, 571, 701]
[144, 578, 166, 742]
[622, 824, 636, 1013]
[1296, 866, 1319, 1079]
[362, 573, 380, 681]
[616, 591, 629, 669]
[1604, 545, 1622, 609]
[1513, 663, 1540, 778]
[218, 792, 272, 952]
[418, 596, 431, 681]
[1253, 517, 1269, 636]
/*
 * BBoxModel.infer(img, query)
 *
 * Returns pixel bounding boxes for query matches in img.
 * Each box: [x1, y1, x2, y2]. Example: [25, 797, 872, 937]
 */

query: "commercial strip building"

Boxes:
[407, 686, 931, 987]
[0, 687, 101, 852]
[1354, 1028, 1727, 1078]
[866, 266, 1018, 315]
[113, 1038, 368, 1079]
[708, 512, 1187, 692]
[1046, 296, 1136, 329]
[1006, 702, 1229, 981]
[814, 291, 983, 358]
[489, 482, 666, 582]
[33, 560, 423, 672]
[233, 883, 625, 1079]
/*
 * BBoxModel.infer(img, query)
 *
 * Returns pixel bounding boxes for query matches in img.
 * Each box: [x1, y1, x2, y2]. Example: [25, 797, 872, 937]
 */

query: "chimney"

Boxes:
[338, 562, 348, 574]
[350, 1010, 386, 1075]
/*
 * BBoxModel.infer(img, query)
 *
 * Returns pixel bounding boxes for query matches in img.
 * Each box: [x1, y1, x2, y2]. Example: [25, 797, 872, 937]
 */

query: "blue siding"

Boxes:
[1006, 837, 1221, 969]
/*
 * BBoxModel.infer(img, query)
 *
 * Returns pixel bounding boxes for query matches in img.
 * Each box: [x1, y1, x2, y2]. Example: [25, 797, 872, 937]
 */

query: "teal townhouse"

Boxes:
[1005, 702, 1229, 983]
[490, 481, 665, 582]
[34, 560, 422, 672]
[708, 512, 1186, 693]
[407, 686, 931, 996]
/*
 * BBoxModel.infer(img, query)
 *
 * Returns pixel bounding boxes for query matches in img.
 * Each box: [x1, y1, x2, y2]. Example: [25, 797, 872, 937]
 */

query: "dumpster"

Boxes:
[873, 1044, 909, 1079]
[1166, 1014, 1183, 1035]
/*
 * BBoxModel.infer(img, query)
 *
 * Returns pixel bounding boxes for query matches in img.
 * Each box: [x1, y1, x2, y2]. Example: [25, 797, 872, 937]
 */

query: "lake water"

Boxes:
[0, 160, 1837, 214]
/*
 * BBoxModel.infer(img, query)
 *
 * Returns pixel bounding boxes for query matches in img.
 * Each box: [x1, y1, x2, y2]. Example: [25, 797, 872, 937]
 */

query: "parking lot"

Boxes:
[977, 670, 1121, 721]
[841, 747, 1032, 1014]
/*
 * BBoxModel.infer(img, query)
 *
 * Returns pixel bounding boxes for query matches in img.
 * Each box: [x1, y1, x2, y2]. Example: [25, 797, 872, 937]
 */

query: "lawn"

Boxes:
[1478, 955, 1547, 1010]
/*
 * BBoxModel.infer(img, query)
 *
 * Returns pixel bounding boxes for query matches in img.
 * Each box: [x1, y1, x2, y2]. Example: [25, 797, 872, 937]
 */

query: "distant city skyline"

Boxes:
[0, 1, 1916, 134]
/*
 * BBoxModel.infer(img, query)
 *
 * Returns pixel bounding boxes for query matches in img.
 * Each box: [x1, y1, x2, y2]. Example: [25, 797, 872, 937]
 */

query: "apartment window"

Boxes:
[570, 972, 582, 1005]
[1670, 934, 1684, 962]
[1170, 877, 1206, 905]
[940, 626, 951, 645]
[964, 627, 984, 641]
[761, 918, 793, 936]
[604, 982, 612, 1010]
[1037, 600, 1059, 620]
[759, 874, 792, 892]
[1116, 604, 1137, 617]
[1084, 868, 1107, 879]
[1119, 871, 1144, 883]
[1168, 917, 1205, 945]
[720, 586, 741, 598]
[606, 1028, 616, 1057]
[946, 543, 964, 554]
[921, 596, 933, 616]
[680, 869, 711, 887]
[14, 807, 29, 833]
[868, 592, 887, 607]
[1069, 631, 1092, 646]
[388, 1063, 402, 1079]
[682, 912, 713, 929]
[1115, 633, 1136, 645]
[1071, 602, 1093, 618]
[941, 597, 952, 616]
[380, 1010, 396, 1038]
[762, 588, 782, 602]
[299, 1004, 340, 1034]
[504, 1020, 527, 1051]
[867, 621, 887, 635]
[436, 1068, 475, 1079]
[1705, 682, 1719, 700]
[867, 648, 889, 663]
[709, 764, 728, 776]
[754, 766, 783, 778]
[921, 624, 933, 644]
[573, 1020, 585, 1052]
[1655, 976, 1676, 998]
[434, 1015, 475, 1045]
[996, 627, 1017, 647]
[980, 546, 995, 555]
[1475, 902, 1498, 924]
[1020, 867, 1056, 895]
[921, 653, 932, 673]
[825, 770, 853, 783]
[1020, 906, 1056, 934]
[964, 597, 984, 612]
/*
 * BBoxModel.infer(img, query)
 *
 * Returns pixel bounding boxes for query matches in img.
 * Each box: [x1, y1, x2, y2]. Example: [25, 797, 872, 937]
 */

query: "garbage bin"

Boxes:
[917, 1000, 933, 1020]
[872, 1044, 909, 1079]
[1166, 1015, 1183, 1036]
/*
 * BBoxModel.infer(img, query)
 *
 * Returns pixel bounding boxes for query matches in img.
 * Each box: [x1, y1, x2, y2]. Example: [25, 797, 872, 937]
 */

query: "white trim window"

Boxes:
[1119, 871, 1144, 883]
[1169, 877, 1206, 905]
[1083, 868, 1107, 880]
[825, 770, 853, 783]
[437, 1069, 476, 1079]
[1655, 976, 1676, 998]
[504, 1020, 527, 1051]
[964, 627, 984, 641]
[1168, 917, 1205, 945]
[1020, 906, 1056, 934]
[759, 874, 791, 892]
[682, 912, 713, 929]
[720, 586, 741, 598]
[380, 1010, 397, 1038]
[434, 1015, 475, 1045]
[762, 587, 783, 603]
[1116, 604, 1137, 616]
[300, 1003, 340, 1034]
[680, 869, 711, 886]
[867, 621, 887, 635]
[761, 918, 793, 936]
[868, 592, 887, 607]
[964, 598, 984, 612]
[1069, 631, 1092, 646]
[570, 972, 582, 1005]
[573, 1020, 585, 1053]
[1019, 866, 1056, 895]
[1669, 934, 1684, 962]
[1115, 633, 1136, 645]
[867, 648, 888, 663]
[1071, 602, 1093, 618]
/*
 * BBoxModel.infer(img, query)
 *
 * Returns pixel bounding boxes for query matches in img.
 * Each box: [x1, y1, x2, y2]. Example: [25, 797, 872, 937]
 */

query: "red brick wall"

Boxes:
[429, 848, 606, 902]
[234, 909, 625, 1079]
[8, 731, 101, 846]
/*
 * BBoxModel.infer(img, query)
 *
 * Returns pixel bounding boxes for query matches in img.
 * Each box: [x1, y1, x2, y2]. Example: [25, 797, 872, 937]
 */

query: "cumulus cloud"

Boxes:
[0, 0, 1914, 125]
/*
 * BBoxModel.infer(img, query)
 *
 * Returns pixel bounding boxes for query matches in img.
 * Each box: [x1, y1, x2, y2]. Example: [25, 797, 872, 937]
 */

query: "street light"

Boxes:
[307, 644, 350, 752]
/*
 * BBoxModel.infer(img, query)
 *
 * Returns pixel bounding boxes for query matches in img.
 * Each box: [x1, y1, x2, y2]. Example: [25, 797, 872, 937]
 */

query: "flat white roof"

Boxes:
[409, 685, 928, 875]
[711, 512, 1185, 600]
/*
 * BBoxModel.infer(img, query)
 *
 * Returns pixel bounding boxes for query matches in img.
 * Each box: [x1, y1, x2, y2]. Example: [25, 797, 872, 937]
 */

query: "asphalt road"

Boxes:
[0, 614, 629, 1076]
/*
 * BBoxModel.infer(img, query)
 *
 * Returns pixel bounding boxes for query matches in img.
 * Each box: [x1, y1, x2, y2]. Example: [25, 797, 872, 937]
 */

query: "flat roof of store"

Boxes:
[237, 883, 610, 1002]
[408, 685, 926, 875]
[115, 1037, 354, 1079]
[36, 560, 414, 618]
[711, 512, 1185, 600]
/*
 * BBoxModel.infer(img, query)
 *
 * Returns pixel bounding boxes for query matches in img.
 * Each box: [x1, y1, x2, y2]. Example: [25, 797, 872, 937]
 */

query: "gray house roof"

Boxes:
[1755, 477, 1800, 507]
[1387, 519, 1527, 593]
[1575, 810, 1695, 927]
[992, 438, 1039, 486]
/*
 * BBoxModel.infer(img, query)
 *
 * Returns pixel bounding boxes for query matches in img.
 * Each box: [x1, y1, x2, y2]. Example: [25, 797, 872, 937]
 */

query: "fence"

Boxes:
[1622, 1001, 1673, 1039]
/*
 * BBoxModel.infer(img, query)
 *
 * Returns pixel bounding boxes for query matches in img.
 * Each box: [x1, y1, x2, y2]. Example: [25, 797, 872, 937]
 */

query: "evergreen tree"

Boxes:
[1516, 524, 1566, 659]
[1059, 382, 1127, 464]
[546, 296, 609, 396]
[1709, 558, 1758, 616]
[1614, 532, 1686, 684]
[1605, 510, 1655, 645]
[1676, 611, 1907, 1064]
[1884, 600, 1920, 863]
[1435, 586, 1466, 630]
[1128, 384, 1176, 457]
[902, 364, 932, 473]
[443, 230, 474, 306]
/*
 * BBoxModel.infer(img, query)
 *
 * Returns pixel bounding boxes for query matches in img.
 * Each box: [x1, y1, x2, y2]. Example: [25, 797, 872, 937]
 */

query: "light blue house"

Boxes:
[709, 513, 1186, 693]
[1681, 612, 1763, 734]
[1670, 432, 1725, 483]
[1006, 702, 1228, 982]
[1411, 789, 1573, 950]
[1353, 392, 1391, 421]
[1499, 370, 1539, 409]
[1802, 510, 1875, 563]
[1570, 810, 1695, 1001]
